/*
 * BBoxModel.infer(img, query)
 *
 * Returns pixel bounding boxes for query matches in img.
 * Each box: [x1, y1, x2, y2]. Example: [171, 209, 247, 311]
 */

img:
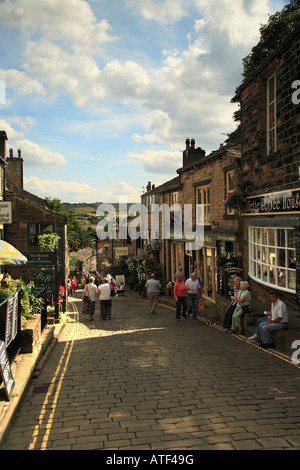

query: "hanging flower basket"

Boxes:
[216, 253, 239, 268]
[223, 191, 246, 210]
[145, 240, 162, 255]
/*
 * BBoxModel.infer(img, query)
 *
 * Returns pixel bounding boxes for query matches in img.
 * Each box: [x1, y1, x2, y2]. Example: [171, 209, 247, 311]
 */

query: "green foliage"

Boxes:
[242, 1, 300, 80]
[227, 1, 300, 145]
[69, 256, 81, 273]
[38, 233, 60, 252]
[30, 296, 45, 316]
[45, 196, 97, 252]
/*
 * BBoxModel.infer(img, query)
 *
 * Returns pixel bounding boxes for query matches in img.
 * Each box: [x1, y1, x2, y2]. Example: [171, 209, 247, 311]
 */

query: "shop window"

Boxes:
[267, 75, 277, 155]
[28, 222, 54, 247]
[197, 186, 210, 225]
[248, 227, 296, 292]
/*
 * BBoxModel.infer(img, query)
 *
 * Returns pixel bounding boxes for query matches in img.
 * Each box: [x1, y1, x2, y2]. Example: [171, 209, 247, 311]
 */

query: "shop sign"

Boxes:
[115, 247, 129, 256]
[0, 201, 12, 224]
[245, 188, 300, 215]
[203, 232, 237, 247]
[23, 251, 54, 265]
[31, 270, 54, 295]
[222, 267, 243, 298]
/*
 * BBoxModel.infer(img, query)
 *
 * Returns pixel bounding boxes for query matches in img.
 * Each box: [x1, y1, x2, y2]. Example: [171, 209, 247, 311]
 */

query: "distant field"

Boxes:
[62, 202, 135, 230]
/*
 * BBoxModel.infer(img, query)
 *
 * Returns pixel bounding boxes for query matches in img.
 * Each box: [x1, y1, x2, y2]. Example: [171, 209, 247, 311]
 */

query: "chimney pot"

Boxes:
[191, 139, 195, 149]
[18, 148, 22, 158]
[9, 148, 13, 158]
[185, 138, 190, 150]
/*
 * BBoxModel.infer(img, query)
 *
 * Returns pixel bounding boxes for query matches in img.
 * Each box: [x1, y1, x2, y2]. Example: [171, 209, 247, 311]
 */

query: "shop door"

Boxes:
[203, 247, 216, 303]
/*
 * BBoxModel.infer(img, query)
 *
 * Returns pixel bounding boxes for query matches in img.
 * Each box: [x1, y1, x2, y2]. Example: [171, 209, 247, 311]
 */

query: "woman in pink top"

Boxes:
[174, 274, 188, 321]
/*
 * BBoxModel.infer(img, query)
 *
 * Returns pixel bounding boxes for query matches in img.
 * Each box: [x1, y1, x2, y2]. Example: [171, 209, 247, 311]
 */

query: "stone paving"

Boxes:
[2, 290, 300, 450]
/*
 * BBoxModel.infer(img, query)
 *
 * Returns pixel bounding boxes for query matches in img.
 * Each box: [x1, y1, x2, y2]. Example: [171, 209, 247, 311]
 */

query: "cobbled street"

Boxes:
[2, 290, 300, 451]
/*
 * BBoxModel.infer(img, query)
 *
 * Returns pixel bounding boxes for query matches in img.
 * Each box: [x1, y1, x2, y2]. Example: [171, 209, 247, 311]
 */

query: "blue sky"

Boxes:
[0, 0, 287, 203]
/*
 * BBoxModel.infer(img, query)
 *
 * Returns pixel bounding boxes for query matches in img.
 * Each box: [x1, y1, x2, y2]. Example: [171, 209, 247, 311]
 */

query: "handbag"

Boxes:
[242, 305, 250, 313]
[197, 298, 205, 313]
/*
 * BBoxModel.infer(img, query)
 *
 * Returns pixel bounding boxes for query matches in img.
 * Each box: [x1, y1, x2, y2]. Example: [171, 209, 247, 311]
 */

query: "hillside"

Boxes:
[62, 202, 136, 230]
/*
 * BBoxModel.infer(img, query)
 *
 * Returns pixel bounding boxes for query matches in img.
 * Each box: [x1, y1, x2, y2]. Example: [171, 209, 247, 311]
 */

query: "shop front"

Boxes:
[244, 188, 300, 311]
[177, 231, 238, 304]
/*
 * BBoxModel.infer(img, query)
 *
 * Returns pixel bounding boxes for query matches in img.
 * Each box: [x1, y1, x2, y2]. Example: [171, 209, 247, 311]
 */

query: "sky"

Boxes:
[0, 0, 287, 203]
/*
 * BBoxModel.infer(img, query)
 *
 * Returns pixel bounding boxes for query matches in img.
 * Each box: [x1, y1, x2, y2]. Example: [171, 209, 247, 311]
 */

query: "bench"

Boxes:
[217, 294, 300, 355]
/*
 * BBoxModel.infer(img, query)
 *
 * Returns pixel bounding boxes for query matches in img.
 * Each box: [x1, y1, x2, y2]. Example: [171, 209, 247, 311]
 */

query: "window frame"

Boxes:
[267, 74, 277, 155]
[197, 185, 210, 225]
[27, 222, 55, 248]
[248, 226, 296, 293]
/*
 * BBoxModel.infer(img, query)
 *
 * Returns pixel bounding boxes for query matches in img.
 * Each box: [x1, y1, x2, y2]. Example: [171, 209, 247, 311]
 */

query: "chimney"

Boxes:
[6, 147, 24, 191]
[0, 131, 8, 160]
[183, 139, 205, 167]
[147, 181, 151, 192]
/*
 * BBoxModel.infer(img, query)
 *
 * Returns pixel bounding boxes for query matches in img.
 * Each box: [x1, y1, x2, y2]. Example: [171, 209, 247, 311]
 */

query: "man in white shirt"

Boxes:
[145, 273, 161, 314]
[185, 272, 202, 320]
[258, 292, 288, 348]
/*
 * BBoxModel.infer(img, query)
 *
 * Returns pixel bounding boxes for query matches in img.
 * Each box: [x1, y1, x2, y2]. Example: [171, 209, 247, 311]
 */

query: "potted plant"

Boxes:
[223, 191, 246, 210]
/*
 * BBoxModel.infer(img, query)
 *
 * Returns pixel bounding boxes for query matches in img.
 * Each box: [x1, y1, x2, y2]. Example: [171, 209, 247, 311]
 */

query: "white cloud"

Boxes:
[24, 176, 99, 203]
[101, 178, 141, 203]
[129, 149, 182, 175]
[0, 119, 24, 142]
[15, 140, 66, 168]
[138, 0, 188, 24]
[0, 68, 45, 96]
[194, 0, 270, 46]
[0, 0, 118, 50]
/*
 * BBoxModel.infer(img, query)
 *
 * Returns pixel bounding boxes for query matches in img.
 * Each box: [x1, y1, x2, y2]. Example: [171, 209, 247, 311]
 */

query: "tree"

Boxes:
[242, 1, 300, 80]
[45, 197, 97, 252]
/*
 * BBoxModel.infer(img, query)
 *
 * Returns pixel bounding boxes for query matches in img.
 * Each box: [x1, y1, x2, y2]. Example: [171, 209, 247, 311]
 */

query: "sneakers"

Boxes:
[248, 334, 259, 341]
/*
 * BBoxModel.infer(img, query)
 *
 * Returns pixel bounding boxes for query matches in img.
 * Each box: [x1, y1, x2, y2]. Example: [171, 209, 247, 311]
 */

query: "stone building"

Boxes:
[0, 131, 68, 295]
[238, 25, 300, 315]
[142, 139, 242, 303]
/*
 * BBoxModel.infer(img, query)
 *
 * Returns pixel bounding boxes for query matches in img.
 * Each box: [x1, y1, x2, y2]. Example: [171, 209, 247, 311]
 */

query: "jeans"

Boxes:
[187, 294, 198, 318]
[255, 317, 268, 335]
[258, 321, 287, 344]
[176, 296, 187, 319]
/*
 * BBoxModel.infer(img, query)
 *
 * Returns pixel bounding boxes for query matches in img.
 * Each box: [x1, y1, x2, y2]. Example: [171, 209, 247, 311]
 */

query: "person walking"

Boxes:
[185, 271, 201, 320]
[145, 273, 161, 314]
[174, 273, 188, 321]
[82, 276, 98, 321]
[98, 277, 112, 320]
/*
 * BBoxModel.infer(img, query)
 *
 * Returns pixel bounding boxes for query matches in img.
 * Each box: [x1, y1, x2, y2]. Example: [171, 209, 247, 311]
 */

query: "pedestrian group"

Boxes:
[75, 267, 289, 350]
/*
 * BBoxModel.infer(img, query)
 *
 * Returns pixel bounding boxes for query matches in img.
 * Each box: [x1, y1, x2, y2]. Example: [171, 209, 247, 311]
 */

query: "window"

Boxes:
[28, 222, 54, 247]
[171, 192, 178, 205]
[145, 195, 155, 213]
[267, 75, 277, 154]
[248, 227, 296, 292]
[225, 170, 235, 215]
[197, 186, 210, 225]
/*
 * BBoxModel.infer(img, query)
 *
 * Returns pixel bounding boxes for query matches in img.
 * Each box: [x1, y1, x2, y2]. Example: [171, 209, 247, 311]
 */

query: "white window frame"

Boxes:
[267, 74, 277, 155]
[248, 226, 296, 293]
[197, 186, 210, 225]
[225, 169, 235, 215]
